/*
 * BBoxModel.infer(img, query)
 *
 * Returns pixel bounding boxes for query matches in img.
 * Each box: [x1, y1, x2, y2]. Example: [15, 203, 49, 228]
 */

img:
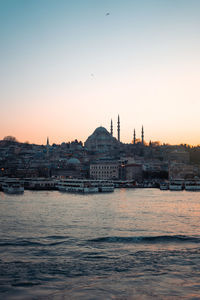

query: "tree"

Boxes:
[151, 141, 161, 147]
[3, 136, 18, 142]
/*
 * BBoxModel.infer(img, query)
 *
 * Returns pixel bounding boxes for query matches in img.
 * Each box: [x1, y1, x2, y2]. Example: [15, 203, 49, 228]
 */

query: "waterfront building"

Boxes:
[124, 163, 143, 181]
[90, 160, 119, 180]
[118, 158, 143, 181]
[168, 149, 190, 164]
[143, 160, 168, 179]
[169, 162, 199, 180]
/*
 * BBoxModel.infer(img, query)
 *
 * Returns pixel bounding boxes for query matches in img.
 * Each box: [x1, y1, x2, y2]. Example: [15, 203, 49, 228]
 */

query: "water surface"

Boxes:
[0, 189, 200, 299]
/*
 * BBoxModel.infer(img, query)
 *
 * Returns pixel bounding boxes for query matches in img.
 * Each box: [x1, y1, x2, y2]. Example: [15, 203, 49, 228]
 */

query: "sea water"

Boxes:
[0, 189, 200, 299]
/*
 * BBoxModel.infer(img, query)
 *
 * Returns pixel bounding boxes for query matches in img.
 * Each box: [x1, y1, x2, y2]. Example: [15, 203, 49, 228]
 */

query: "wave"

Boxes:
[1, 235, 199, 248]
[45, 235, 70, 240]
[12, 282, 40, 287]
[0, 239, 70, 247]
[88, 235, 200, 244]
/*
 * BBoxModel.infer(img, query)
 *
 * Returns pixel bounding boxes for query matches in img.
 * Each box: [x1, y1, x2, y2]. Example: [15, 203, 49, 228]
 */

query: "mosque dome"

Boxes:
[67, 157, 81, 165]
[93, 127, 110, 135]
[85, 126, 118, 152]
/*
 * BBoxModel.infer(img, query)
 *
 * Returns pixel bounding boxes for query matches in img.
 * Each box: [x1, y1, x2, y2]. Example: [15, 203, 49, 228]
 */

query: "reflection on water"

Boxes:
[0, 189, 200, 299]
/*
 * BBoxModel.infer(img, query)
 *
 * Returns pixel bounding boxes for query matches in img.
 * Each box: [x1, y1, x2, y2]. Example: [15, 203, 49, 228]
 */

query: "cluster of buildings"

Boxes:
[0, 116, 200, 182]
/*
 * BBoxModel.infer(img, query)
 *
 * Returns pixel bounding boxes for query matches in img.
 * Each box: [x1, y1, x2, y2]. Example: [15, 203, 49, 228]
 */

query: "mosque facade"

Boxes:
[84, 115, 145, 152]
[84, 126, 119, 152]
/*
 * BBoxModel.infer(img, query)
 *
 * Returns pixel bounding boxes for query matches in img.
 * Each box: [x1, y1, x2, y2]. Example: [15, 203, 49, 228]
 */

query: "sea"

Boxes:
[0, 188, 200, 299]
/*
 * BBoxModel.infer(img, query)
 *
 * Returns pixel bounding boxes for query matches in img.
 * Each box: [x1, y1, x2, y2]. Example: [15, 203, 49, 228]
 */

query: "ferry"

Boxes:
[169, 180, 183, 191]
[185, 180, 200, 191]
[114, 180, 136, 188]
[98, 180, 115, 192]
[2, 179, 24, 194]
[23, 178, 56, 190]
[57, 179, 114, 193]
[160, 182, 169, 190]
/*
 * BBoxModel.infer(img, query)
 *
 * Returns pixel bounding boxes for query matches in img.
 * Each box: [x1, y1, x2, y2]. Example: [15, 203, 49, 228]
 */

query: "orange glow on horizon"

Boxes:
[1, 127, 200, 147]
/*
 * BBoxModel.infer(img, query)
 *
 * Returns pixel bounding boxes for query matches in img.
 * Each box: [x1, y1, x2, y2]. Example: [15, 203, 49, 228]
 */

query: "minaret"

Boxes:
[133, 129, 136, 144]
[117, 115, 120, 142]
[46, 137, 50, 177]
[46, 137, 50, 157]
[110, 119, 113, 136]
[141, 126, 144, 145]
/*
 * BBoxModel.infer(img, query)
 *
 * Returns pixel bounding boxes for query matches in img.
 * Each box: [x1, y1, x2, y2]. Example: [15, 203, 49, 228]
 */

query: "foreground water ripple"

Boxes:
[0, 189, 200, 299]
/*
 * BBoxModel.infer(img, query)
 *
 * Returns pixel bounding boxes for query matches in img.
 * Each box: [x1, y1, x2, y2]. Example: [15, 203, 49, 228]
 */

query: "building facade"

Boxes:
[90, 161, 119, 180]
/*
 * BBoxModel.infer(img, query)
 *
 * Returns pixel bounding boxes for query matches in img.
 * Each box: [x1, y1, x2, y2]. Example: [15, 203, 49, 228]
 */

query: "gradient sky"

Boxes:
[1, 0, 200, 145]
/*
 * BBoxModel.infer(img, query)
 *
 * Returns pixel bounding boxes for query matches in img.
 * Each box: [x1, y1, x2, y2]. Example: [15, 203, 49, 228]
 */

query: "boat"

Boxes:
[160, 182, 169, 190]
[169, 180, 183, 191]
[185, 180, 200, 191]
[98, 180, 115, 192]
[114, 180, 136, 188]
[57, 179, 98, 193]
[57, 179, 114, 193]
[2, 179, 24, 194]
[23, 178, 56, 190]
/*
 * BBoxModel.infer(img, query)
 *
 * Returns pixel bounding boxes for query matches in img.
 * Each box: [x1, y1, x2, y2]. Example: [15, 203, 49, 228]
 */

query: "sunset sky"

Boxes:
[1, 0, 200, 145]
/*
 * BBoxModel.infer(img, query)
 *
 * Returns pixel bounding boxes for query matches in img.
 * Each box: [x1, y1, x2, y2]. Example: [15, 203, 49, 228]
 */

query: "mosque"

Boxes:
[84, 115, 144, 152]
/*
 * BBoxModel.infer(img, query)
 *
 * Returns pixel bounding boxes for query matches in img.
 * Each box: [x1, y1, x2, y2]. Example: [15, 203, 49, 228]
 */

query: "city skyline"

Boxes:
[1, 0, 200, 145]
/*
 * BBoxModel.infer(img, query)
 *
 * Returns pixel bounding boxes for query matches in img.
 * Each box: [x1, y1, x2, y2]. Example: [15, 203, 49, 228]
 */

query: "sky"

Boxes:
[1, 0, 200, 145]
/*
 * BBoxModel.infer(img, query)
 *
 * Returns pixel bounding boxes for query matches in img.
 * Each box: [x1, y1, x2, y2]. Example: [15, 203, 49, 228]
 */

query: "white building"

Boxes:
[90, 161, 119, 180]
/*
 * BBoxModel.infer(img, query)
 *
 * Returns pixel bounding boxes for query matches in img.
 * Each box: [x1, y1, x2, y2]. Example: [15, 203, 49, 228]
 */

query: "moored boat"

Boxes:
[160, 182, 169, 190]
[2, 179, 24, 194]
[185, 180, 200, 191]
[57, 179, 114, 193]
[114, 180, 136, 188]
[169, 180, 183, 191]
[23, 178, 56, 190]
[98, 180, 114, 192]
